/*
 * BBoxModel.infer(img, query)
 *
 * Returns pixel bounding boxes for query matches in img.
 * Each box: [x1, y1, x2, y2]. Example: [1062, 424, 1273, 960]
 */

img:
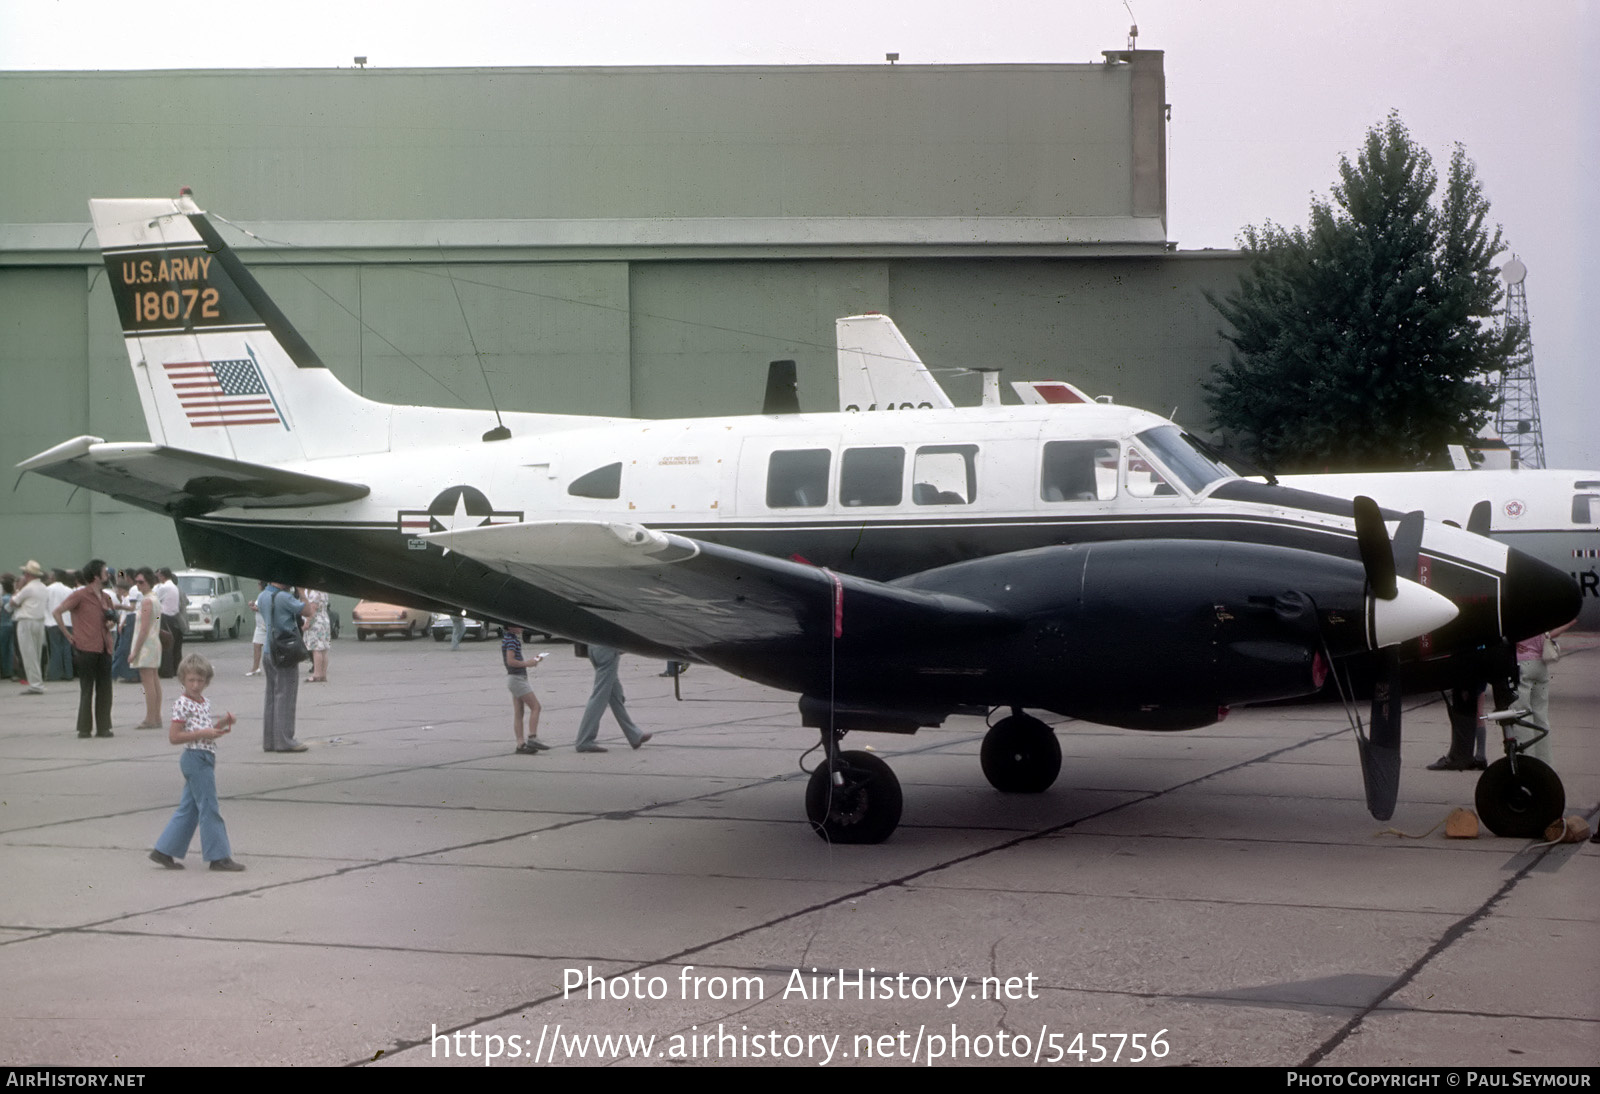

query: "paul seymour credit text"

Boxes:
[430, 965, 1171, 1065]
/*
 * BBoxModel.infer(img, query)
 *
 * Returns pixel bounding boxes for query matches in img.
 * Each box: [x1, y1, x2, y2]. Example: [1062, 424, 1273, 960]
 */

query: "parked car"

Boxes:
[430, 612, 501, 642]
[175, 570, 249, 640]
[352, 600, 431, 640]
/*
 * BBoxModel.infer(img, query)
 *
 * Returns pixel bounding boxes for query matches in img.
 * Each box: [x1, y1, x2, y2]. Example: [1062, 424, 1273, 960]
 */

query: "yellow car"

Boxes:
[352, 600, 431, 640]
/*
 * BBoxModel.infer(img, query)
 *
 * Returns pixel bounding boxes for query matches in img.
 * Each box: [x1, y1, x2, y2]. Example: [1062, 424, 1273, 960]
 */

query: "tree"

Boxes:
[1204, 113, 1520, 472]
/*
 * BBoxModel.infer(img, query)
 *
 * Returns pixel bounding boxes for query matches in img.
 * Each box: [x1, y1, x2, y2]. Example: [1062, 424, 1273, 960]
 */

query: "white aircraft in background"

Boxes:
[834, 314, 1599, 631]
[17, 196, 1580, 844]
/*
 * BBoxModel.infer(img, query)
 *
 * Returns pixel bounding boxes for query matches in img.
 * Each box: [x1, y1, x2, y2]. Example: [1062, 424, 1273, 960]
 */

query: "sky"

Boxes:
[3, 0, 1594, 467]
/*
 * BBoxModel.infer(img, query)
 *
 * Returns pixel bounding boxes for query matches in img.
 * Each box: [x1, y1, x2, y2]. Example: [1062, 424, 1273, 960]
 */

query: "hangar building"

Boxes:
[0, 50, 1246, 569]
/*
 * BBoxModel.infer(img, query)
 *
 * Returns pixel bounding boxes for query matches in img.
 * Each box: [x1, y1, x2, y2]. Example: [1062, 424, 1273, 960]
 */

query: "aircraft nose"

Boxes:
[1370, 576, 1459, 649]
[1500, 548, 1581, 642]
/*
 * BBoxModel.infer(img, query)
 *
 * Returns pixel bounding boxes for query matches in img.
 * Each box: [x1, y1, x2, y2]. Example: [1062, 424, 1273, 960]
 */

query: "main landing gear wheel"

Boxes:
[981, 713, 1061, 793]
[806, 750, 902, 844]
[1475, 756, 1564, 839]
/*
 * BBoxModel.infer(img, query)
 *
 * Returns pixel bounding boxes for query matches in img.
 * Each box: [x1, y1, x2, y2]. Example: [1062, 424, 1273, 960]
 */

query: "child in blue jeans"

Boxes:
[149, 653, 245, 872]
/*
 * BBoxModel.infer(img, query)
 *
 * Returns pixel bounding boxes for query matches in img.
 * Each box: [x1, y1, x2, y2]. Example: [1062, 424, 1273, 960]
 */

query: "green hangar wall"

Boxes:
[0, 52, 1246, 571]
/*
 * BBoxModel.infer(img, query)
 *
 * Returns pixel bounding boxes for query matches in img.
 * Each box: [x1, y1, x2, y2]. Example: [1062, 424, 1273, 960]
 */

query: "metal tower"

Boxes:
[1493, 257, 1546, 469]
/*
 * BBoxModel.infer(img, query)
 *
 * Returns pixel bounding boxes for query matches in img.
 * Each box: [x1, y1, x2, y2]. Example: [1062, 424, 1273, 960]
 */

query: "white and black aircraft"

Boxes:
[20, 195, 1581, 842]
[835, 314, 1599, 632]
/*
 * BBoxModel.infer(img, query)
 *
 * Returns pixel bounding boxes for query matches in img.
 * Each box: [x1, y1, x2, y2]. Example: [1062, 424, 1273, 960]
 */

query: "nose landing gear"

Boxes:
[1475, 708, 1565, 838]
[805, 731, 903, 844]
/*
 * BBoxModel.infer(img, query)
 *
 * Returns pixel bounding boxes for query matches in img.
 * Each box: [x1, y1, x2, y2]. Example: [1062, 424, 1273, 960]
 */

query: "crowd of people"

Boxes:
[2, 561, 194, 730]
[3, 563, 665, 872]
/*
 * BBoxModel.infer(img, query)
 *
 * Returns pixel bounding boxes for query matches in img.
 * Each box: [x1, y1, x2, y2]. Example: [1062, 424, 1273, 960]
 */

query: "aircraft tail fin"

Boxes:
[836, 314, 954, 412]
[90, 194, 394, 464]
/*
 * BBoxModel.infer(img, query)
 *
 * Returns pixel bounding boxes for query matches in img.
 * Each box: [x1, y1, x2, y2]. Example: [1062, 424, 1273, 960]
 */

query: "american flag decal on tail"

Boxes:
[163, 352, 285, 428]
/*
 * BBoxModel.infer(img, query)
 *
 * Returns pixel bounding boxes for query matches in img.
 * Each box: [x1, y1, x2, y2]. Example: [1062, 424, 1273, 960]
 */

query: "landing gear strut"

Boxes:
[805, 730, 902, 844]
[981, 709, 1061, 793]
[1475, 708, 1565, 838]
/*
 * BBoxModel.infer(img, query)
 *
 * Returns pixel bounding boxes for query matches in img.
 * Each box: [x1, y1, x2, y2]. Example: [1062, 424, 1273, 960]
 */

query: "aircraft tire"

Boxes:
[981, 714, 1061, 793]
[806, 750, 902, 844]
[1475, 756, 1564, 839]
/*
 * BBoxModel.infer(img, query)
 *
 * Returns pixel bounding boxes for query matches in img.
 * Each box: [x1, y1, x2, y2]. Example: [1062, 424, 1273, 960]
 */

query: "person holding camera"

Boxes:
[256, 581, 315, 753]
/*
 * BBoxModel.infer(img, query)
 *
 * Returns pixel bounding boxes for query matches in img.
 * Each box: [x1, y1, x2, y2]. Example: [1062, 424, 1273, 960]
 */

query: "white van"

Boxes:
[175, 570, 249, 640]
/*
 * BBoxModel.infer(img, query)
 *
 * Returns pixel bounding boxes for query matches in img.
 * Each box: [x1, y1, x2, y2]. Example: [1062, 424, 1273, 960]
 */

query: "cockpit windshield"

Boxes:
[1133, 426, 1237, 495]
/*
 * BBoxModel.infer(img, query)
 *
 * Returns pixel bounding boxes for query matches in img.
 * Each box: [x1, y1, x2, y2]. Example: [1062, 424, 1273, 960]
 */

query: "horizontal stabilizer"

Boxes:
[18, 435, 369, 515]
[423, 519, 1007, 652]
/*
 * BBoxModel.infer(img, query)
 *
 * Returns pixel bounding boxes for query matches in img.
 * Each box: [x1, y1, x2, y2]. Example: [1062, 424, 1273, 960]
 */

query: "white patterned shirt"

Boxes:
[172, 694, 217, 753]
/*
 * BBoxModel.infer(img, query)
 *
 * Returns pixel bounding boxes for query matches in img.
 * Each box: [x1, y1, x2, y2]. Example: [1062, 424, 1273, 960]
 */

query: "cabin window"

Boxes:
[767, 449, 831, 508]
[1124, 446, 1178, 498]
[840, 447, 904, 506]
[912, 445, 977, 505]
[1041, 441, 1117, 501]
[568, 462, 622, 499]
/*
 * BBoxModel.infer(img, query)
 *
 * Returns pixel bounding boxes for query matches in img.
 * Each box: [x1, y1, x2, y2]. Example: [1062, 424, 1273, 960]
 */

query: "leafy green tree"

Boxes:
[1204, 113, 1519, 471]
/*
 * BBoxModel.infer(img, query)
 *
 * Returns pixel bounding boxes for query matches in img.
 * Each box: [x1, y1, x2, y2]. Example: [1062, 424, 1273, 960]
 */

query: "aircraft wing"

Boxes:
[421, 520, 1009, 652]
[18, 435, 370, 514]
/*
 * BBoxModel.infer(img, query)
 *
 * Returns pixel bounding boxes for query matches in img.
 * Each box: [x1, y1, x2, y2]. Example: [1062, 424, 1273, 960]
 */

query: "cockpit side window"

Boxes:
[1133, 425, 1235, 494]
[568, 462, 622, 499]
[840, 447, 904, 507]
[767, 449, 831, 508]
[1041, 441, 1117, 502]
[913, 445, 977, 505]
[1573, 491, 1600, 525]
[1124, 446, 1177, 498]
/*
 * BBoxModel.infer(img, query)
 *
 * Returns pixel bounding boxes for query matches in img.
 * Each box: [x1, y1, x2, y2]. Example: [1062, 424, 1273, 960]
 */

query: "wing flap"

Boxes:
[19, 435, 369, 514]
[423, 519, 1009, 652]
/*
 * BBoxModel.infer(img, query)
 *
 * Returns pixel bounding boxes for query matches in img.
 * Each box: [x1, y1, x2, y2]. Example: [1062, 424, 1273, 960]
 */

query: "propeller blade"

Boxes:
[1467, 500, 1492, 536]
[1390, 509, 1424, 583]
[1353, 495, 1397, 601]
[1359, 649, 1403, 821]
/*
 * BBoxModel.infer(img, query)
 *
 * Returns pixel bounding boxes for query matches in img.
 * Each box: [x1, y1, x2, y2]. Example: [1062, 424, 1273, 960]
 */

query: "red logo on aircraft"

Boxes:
[1503, 499, 1527, 520]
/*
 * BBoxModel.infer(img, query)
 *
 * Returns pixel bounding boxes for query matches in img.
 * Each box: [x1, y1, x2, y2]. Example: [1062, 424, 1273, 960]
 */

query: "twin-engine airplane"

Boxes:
[20, 194, 1581, 843]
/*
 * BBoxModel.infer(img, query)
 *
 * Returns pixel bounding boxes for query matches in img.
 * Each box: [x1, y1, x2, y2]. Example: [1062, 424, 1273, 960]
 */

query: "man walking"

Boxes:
[574, 645, 650, 753]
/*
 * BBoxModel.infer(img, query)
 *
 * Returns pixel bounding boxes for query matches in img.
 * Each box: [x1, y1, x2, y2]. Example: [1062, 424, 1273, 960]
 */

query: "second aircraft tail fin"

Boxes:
[836, 313, 954, 412]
